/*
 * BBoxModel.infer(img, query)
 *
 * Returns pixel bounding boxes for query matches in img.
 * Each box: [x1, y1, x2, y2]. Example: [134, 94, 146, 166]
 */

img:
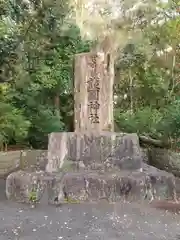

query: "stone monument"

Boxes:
[6, 41, 179, 205]
[74, 51, 114, 132]
[46, 45, 142, 173]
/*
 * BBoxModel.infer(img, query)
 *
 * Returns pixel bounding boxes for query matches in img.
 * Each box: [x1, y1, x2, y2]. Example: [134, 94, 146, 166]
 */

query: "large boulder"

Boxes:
[148, 148, 180, 178]
[46, 132, 142, 173]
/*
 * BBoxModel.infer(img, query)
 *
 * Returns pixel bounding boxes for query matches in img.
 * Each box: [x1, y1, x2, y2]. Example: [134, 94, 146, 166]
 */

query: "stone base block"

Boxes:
[5, 170, 48, 203]
[6, 165, 178, 205]
[46, 132, 142, 173]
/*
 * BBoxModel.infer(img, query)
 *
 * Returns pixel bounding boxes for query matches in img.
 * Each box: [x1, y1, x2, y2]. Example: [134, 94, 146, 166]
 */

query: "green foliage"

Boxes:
[159, 100, 180, 139]
[115, 107, 163, 138]
[0, 102, 30, 144]
[0, 0, 92, 148]
[114, 3, 180, 144]
[0, 84, 30, 146]
[29, 189, 37, 203]
[0, 0, 180, 149]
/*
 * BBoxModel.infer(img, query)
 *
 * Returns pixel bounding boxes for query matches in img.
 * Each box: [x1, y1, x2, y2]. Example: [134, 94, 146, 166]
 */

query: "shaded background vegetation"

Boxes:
[0, 0, 179, 149]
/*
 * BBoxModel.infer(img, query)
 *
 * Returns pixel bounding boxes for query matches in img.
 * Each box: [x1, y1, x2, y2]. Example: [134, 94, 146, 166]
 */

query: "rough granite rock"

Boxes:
[140, 148, 149, 163]
[50, 164, 178, 203]
[149, 148, 180, 178]
[6, 170, 48, 203]
[46, 132, 142, 173]
[6, 165, 178, 205]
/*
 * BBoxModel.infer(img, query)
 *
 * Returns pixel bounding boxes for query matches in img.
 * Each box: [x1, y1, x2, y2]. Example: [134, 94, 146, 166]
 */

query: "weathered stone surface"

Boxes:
[74, 52, 114, 132]
[140, 148, 149, 163]
[46, 132, 142, 173]
[34, 151, 48, 171]
[6, 166, 178, 205]
[0, 150, 48, 179]
[148, 148, 180, 178]
[21, 150, 48, 171]
[6, 170, 48, 203]
[51, 165, 177, 203]
[46, 132, 69, 173]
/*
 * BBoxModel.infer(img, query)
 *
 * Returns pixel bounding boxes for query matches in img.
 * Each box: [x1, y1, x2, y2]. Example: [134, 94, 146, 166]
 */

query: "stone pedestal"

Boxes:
[46, 132, 142, 173]
[6, 166, 179, 204]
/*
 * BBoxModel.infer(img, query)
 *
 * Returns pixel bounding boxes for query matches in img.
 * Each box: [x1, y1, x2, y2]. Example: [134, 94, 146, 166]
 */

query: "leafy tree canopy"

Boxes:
[0, 0, 180, 149]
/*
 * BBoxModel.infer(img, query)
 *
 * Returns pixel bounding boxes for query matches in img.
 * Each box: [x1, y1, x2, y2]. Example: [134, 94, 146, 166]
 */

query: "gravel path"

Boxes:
[0, 180, 180, 240]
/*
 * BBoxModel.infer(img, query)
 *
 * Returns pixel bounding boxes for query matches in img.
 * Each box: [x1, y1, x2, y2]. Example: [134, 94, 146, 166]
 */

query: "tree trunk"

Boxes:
[54, 95, 60, 109]
[129, 68, 133, 114]
[139, 136, 180, 177]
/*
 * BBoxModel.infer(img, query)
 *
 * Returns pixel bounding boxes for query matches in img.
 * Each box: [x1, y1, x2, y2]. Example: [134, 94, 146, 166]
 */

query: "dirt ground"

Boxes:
[0, 179, 180, 240]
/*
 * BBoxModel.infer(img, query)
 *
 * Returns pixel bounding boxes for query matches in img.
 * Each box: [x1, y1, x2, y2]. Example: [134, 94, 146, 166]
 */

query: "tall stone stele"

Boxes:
[46, 49, 115, 172]
[74, 50, 114, 132]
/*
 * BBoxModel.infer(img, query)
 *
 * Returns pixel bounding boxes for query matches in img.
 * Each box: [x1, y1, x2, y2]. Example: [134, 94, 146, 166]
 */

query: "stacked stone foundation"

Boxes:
[5, 132, 180, 205]
[6, 168, 179, 205]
